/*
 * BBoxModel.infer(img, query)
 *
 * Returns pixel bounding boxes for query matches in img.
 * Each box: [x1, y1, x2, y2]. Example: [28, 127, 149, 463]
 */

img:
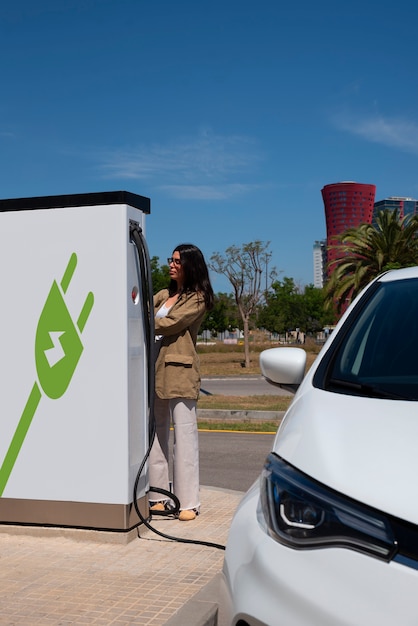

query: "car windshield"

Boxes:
[322, 277, 418, 401]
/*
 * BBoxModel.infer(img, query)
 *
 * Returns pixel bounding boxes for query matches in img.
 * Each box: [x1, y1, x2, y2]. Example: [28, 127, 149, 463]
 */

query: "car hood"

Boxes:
[273, 386, 418, 525]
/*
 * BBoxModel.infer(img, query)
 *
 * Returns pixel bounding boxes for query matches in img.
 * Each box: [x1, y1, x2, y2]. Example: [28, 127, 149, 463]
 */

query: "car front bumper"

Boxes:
[221, 481, 418, 626]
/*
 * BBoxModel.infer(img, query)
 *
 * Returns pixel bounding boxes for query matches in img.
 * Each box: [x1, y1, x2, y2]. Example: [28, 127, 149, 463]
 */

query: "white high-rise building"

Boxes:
[313, 240, 326, 288]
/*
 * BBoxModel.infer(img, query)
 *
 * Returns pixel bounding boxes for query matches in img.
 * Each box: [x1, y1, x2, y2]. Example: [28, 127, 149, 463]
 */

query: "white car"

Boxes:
[221, 267, 418, 626]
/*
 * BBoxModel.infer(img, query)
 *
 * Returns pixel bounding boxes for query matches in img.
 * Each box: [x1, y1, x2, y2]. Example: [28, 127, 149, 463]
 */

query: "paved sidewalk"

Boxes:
[0, 486, 243, 625]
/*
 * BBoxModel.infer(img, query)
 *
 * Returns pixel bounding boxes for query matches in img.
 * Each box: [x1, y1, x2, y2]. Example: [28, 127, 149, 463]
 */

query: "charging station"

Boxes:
[0, 191, 152, 534]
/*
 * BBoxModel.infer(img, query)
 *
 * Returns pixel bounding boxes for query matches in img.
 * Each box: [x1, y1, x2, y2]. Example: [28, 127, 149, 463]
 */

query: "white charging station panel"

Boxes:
[0, 192, 151, 532]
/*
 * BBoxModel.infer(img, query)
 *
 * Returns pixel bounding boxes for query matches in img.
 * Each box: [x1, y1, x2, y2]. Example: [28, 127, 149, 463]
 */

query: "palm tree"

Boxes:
[325, 209, 418, 313]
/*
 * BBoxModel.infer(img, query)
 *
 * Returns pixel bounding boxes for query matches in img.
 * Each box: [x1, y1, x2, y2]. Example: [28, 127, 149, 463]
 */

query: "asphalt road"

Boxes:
[199, 430, 276, 492]
[197, 376, 283, 491]
[201, 376, 291, 397]
[165, 377, 283, 493]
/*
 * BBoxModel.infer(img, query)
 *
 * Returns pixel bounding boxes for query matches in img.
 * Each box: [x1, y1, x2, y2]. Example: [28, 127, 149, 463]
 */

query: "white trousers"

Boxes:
[148, 395, 200, 511]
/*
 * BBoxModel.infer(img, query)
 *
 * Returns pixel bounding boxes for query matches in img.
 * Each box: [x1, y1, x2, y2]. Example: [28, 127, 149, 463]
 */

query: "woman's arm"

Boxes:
[154, 293, 206, 337]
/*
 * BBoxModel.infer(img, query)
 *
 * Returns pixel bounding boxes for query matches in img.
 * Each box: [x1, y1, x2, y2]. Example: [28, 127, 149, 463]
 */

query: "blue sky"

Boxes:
[1, 0, 418, 294]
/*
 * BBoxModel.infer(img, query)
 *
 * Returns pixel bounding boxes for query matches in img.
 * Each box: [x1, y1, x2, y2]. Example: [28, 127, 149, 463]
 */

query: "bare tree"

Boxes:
[210, 241, 277, 368]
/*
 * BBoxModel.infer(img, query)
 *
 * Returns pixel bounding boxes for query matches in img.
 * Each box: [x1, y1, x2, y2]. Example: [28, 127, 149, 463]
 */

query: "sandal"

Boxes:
[178, 508, 199, 521]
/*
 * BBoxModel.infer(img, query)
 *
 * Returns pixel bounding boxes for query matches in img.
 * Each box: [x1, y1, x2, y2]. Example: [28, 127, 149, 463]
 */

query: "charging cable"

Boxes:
[129, 223, 225, 551]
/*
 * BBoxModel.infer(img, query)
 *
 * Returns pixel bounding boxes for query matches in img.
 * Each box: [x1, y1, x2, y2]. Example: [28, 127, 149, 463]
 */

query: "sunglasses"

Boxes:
[167, 257, 182, 266]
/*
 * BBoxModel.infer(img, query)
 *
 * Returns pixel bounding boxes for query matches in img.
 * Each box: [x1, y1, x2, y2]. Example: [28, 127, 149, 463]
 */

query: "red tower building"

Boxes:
[321, 181, 376, 275]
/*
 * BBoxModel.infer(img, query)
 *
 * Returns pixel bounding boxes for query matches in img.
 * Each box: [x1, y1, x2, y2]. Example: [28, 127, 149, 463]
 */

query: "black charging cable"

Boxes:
[129, 222, 225, 551]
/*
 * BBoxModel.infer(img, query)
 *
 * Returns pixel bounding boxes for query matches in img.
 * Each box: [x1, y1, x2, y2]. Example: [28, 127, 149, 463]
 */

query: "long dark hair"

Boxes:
[168, 243, 214, 310]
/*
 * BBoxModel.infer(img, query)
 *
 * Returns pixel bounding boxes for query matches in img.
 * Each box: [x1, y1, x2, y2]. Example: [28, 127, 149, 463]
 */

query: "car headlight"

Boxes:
[260, 454, 398, 561]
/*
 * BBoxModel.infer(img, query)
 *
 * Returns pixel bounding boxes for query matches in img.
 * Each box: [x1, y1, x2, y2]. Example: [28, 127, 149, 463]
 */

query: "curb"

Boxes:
[165, 573, 221, 626]
[197, 408, 285, 421]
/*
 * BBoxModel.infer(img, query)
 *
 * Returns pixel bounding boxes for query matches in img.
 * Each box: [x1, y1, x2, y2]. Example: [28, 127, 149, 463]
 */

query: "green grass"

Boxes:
[197, 420, 281, 432]
[197, 394, 292, 412]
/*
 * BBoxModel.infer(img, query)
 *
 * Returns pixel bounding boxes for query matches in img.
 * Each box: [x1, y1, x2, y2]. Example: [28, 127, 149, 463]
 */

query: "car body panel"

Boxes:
[222, 485, 418, 626]
[273, 387, 418, 525]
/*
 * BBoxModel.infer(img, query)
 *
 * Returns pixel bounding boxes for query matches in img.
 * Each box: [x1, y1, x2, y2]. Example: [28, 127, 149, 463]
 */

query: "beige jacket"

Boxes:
[154, 289, 207, 400]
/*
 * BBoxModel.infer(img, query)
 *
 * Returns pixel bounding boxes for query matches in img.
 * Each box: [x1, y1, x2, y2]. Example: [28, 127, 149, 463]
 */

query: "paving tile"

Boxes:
[0, 487, 243, 625]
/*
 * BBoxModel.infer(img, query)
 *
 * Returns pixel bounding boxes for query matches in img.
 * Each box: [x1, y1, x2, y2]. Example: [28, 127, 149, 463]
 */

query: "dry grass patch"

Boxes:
[198, 340, 321, 377]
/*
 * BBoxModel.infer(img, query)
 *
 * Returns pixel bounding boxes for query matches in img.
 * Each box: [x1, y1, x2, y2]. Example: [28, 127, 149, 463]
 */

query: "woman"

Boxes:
[148, 243, 214, 521]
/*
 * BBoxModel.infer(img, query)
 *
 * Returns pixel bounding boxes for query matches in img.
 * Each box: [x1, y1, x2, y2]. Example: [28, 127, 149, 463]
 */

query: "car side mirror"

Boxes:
[260, 347, 307, 394]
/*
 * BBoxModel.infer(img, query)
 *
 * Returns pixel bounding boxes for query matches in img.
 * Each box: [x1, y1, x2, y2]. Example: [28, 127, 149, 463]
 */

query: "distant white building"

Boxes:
[313, 240, 326, 288]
